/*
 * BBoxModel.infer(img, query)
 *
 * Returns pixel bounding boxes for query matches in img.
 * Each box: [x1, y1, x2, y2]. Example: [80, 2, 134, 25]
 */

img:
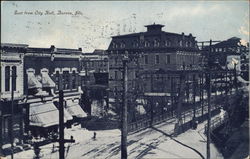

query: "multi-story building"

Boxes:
[202, 37, 249, 80]
[23, 45, 86, 136]
[1, 44, 87, 145]
[80, 49, 109, 116]
[107, 24, 201, 119]
[0, 43, 27, 151]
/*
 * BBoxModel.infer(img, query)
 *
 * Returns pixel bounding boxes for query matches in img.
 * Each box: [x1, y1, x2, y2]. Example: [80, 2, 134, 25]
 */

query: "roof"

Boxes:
[56, 48, 82, 54]
[26, 47, 52, 53]
[1, 43, 28, 48]
[111, 31, 184, 38]
[212, 37, 241, 48]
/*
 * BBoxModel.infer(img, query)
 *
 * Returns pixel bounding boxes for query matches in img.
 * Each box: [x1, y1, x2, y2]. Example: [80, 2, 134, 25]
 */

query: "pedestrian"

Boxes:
[93, 132, 96, 140]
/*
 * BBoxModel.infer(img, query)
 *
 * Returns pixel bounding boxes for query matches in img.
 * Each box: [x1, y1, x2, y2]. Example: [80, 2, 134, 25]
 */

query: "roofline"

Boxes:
[1, 43, 29, 48]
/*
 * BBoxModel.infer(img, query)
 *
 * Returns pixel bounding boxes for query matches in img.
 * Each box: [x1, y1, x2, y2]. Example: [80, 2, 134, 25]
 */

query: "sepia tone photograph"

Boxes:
[0, 1, 249, 159]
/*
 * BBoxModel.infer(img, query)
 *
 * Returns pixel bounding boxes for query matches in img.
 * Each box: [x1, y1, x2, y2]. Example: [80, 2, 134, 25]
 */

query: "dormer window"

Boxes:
[165, 40, 171, 47]
[112, 42, 116, 49]
[179, 40, 183, 47]
[132, 40, 139, 48]
[120, 42, 125, 48]
[144, 41, 150, 47]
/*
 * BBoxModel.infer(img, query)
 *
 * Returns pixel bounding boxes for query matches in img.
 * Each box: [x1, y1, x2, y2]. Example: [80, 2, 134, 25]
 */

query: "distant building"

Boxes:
[80, 49, 109, 87]
[80, 49, 109, 116]
[0, 43, 27, 150]
[203, 37, 249, 80]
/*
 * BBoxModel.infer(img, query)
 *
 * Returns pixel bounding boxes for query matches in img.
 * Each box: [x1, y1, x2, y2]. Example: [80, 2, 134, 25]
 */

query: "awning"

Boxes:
[41, 72, 55, 87]
[66, 100, 87, 118]
[64, 108, 73, 121]
[29, 102, 71, 127]
[27, 72, 42, 89]
[136, 105, 146, 115]
[29, 102, 59, 127]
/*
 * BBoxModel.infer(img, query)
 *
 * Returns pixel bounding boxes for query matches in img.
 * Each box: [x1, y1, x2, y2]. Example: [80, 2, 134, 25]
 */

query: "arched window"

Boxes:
[5, 66, 10, 91]
[62, 71, 70, 90]
[12, 66, 17, 91]
[179, 40, 183, 47]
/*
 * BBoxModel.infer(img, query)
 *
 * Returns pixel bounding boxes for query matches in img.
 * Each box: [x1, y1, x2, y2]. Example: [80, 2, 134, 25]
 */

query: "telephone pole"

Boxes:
[206, 39, 212, 159]
[198, 39, 221, 159]
[59, 90, 65, 159]
[121, 55, 129, 159]
[58, 90, 75, 159]
[10, 67, 16, 159]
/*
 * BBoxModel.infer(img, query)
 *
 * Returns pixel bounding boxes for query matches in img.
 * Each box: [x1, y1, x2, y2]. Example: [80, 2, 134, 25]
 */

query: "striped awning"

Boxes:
[29, 102, 72, 127]
[27, 73, 42, 89]
[41, 73, 55, 87]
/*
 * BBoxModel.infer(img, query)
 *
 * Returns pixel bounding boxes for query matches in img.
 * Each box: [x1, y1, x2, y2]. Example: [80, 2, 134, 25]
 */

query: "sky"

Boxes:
[1, 1, 249, 52]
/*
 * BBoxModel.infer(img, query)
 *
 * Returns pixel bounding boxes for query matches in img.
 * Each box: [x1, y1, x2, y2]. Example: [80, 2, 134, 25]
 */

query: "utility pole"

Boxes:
[206, 39, 212, 159]
[59, 90, 65, 159]
[199, 39, 221, 159]
[11, 67, 16, 159]
[58, 90, 75, 159]
[175, 69, 185, 136]
[121, 55, 129, 159]
[193, 74, 196, 120]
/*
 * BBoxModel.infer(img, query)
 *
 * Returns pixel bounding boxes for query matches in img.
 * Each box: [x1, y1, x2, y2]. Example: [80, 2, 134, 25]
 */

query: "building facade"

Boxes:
[80, 49, 109, 116]
[1, 44, 87, 148]
[23, 45, 86, 136]
[202, 37, 249, 80]
[0, 44, 27, 151]
[107, 24, 201, 120]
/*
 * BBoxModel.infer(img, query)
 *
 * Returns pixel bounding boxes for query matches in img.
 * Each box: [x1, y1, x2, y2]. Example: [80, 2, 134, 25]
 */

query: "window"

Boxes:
[12, 66, 17, 91]
[5, 66, 10, 91]
[179, 40, 183, 47]
[144, 55, 148, 64]
[72, 70, 76, 89]
[154, 39, 160, 47]
[144, 41, 150, 47]
[62, 71, 70, 90]
[155, 55, 160, 64]
[189, 41, 192, 47]
[115, 71, 118, 79]
[165, 41, 171, 47]
[55, 71, 60, 90]
[166, 55, 171, 64]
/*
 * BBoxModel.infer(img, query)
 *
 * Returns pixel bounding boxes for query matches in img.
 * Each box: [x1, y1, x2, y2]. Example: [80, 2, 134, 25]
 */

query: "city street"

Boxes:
[13, 110, 224, 159]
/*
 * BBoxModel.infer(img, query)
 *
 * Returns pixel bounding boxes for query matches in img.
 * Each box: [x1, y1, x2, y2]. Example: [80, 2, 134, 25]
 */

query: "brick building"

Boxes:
[1, 44, 87, 144]
[107, 24, 200, 92]
[23, 45, 86, 136]
[107, 24, 201, 119]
